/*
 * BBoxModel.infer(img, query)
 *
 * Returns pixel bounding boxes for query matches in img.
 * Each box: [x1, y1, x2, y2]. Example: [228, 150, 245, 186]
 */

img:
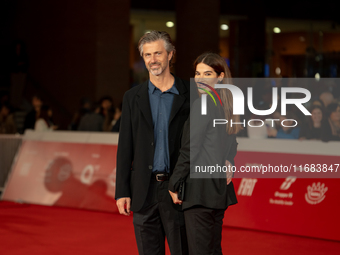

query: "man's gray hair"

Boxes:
[138, 30, 176, 57]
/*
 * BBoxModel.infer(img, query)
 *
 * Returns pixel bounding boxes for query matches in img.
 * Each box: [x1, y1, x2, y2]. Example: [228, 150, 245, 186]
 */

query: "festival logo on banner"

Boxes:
[280, 176, 296, 190]
[269, 177, 296, 206]
[305, 182, 328, 205]
[237, 178, 257, 196]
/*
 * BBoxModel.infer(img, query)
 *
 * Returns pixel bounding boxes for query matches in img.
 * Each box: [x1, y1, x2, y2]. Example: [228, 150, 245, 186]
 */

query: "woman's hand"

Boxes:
[169, 190, 182, 205]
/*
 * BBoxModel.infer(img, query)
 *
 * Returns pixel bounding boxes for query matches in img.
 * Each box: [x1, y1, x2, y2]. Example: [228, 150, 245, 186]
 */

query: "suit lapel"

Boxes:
[136, 76, 188, 128]
[136, 81, 153, 129]
[169, 94, 186, 124]
[169, 75, 188, 124]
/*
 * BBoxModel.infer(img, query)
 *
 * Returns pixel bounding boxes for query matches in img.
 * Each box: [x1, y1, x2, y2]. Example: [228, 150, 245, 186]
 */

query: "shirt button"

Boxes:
[149, 165, 153, 170]
[151, 142, 154, 146]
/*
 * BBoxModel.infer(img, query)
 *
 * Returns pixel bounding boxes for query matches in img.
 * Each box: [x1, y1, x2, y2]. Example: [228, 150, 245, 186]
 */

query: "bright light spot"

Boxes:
[273, 27, 281, 33]
[315, 73, 320, 81]
[166, 21, 174, 28]
[145, 30, 151, 34]
[221, 24, 229, 30]
[275, 67, 281, 75]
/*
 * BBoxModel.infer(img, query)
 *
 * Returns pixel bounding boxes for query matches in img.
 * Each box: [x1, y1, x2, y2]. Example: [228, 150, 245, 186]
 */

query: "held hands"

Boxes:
[226, 160, 233, 185]
[169, 190, 182, 205]
[116, 197, 131, 216]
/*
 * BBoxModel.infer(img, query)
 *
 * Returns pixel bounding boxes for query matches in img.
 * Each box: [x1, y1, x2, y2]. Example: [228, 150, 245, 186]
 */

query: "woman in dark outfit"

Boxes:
[299, 105, 324, 140]
[168, 53, 239, 255]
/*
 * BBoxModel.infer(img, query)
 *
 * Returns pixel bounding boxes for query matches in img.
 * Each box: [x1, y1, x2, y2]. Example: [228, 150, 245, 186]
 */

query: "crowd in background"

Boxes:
[1, 85, 339, 142]
[69, 96, 122, 132]
[0, 42, 339, 143]
[0, 92, 122, 134]
[1, 41, 339, 141]
[0, 40, 119, 135]
[242, 90, 340, 142]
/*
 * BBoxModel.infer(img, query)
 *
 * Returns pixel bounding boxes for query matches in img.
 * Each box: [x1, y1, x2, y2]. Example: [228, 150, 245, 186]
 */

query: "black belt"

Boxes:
[152, 173, 169, 182]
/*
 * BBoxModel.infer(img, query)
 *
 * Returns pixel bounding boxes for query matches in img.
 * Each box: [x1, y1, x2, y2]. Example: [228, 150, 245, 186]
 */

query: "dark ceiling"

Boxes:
[131, 0, 340, 23]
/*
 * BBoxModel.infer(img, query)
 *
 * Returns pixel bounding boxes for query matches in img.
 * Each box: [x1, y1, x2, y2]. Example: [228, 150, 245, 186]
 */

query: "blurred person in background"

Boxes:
[311, 98, 325, 108]
[268, 111, 300, 139]
[0, 103, 17, 134]
[69, 97, 92, 130]
[319, 91, 334, 108]
[34, 105, 57, 132]
[100, 96, 115, 132]
[77, 103, 104, 132]
[111, 103, 122, 132]
[299, 105, 324, 140]
[322, 102, 340, 142]
[23, 95, 43, 131]
[247, 103, 269, 139]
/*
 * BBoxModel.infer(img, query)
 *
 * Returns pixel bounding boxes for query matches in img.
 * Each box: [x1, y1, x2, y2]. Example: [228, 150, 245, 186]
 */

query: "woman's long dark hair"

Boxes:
[326, 103, 340, 119]
[194, 52, 240, 134]
[307, 105, 324, 128]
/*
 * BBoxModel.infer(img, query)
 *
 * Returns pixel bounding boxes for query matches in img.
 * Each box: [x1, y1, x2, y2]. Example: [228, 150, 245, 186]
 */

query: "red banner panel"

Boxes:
[3, 140, 118, 213]
[3, 134, 340, 241]
[224, 151, 340, 241]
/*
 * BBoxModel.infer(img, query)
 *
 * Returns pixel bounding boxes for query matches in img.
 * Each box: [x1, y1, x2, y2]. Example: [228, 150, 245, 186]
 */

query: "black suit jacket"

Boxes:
[115, 75, 192, 212]
[169, 96, 238, 210]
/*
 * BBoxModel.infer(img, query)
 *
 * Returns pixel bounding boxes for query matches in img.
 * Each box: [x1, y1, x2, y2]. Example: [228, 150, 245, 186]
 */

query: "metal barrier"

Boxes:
[0, 135, 22, 191]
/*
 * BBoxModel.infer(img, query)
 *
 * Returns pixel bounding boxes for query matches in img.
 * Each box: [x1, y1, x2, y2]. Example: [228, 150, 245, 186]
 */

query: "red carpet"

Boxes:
[1, 201, 339, 255]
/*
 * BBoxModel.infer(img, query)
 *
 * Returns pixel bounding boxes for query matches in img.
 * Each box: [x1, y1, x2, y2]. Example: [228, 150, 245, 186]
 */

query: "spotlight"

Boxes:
[166, 21, 174, 28]
[221, 24, 229, 30]
[273, 27, 281, 33]
[275, 67, 281, 75]
[315, 73, 321, 81]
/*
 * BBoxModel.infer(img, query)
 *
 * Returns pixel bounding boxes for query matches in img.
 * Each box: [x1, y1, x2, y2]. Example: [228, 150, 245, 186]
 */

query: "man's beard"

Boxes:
[148, 61, 167, 76]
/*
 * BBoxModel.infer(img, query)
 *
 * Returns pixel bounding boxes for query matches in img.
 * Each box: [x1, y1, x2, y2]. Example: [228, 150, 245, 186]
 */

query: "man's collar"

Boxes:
[148, 79, 179, 95]
[148, 80, 157, 94]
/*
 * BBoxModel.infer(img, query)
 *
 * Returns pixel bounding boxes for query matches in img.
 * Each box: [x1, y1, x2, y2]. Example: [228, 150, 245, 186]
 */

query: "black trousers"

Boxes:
[184, 206, 226, 255]
[133, 179, 188, 255]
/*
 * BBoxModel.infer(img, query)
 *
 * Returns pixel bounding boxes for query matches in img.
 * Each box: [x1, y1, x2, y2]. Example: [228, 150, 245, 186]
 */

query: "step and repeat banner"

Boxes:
[225, 138, 340, 241]
[227, 172, 340, 241]
[2, 133, 340, 240]
[2, 131, 119, 212]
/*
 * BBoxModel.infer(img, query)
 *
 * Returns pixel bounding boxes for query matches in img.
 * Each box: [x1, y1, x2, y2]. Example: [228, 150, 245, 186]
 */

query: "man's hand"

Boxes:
[169, 190, 182, 205]
[226, 160, 233, 185]
[116, 197, 131, 216]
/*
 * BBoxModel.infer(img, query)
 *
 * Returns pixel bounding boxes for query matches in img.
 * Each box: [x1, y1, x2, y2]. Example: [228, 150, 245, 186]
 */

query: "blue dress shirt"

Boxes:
[148, 80, 179, 173]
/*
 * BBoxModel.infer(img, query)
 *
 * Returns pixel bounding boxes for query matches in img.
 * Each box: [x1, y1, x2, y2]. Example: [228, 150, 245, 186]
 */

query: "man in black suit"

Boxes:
[115, 31, 190, 255]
